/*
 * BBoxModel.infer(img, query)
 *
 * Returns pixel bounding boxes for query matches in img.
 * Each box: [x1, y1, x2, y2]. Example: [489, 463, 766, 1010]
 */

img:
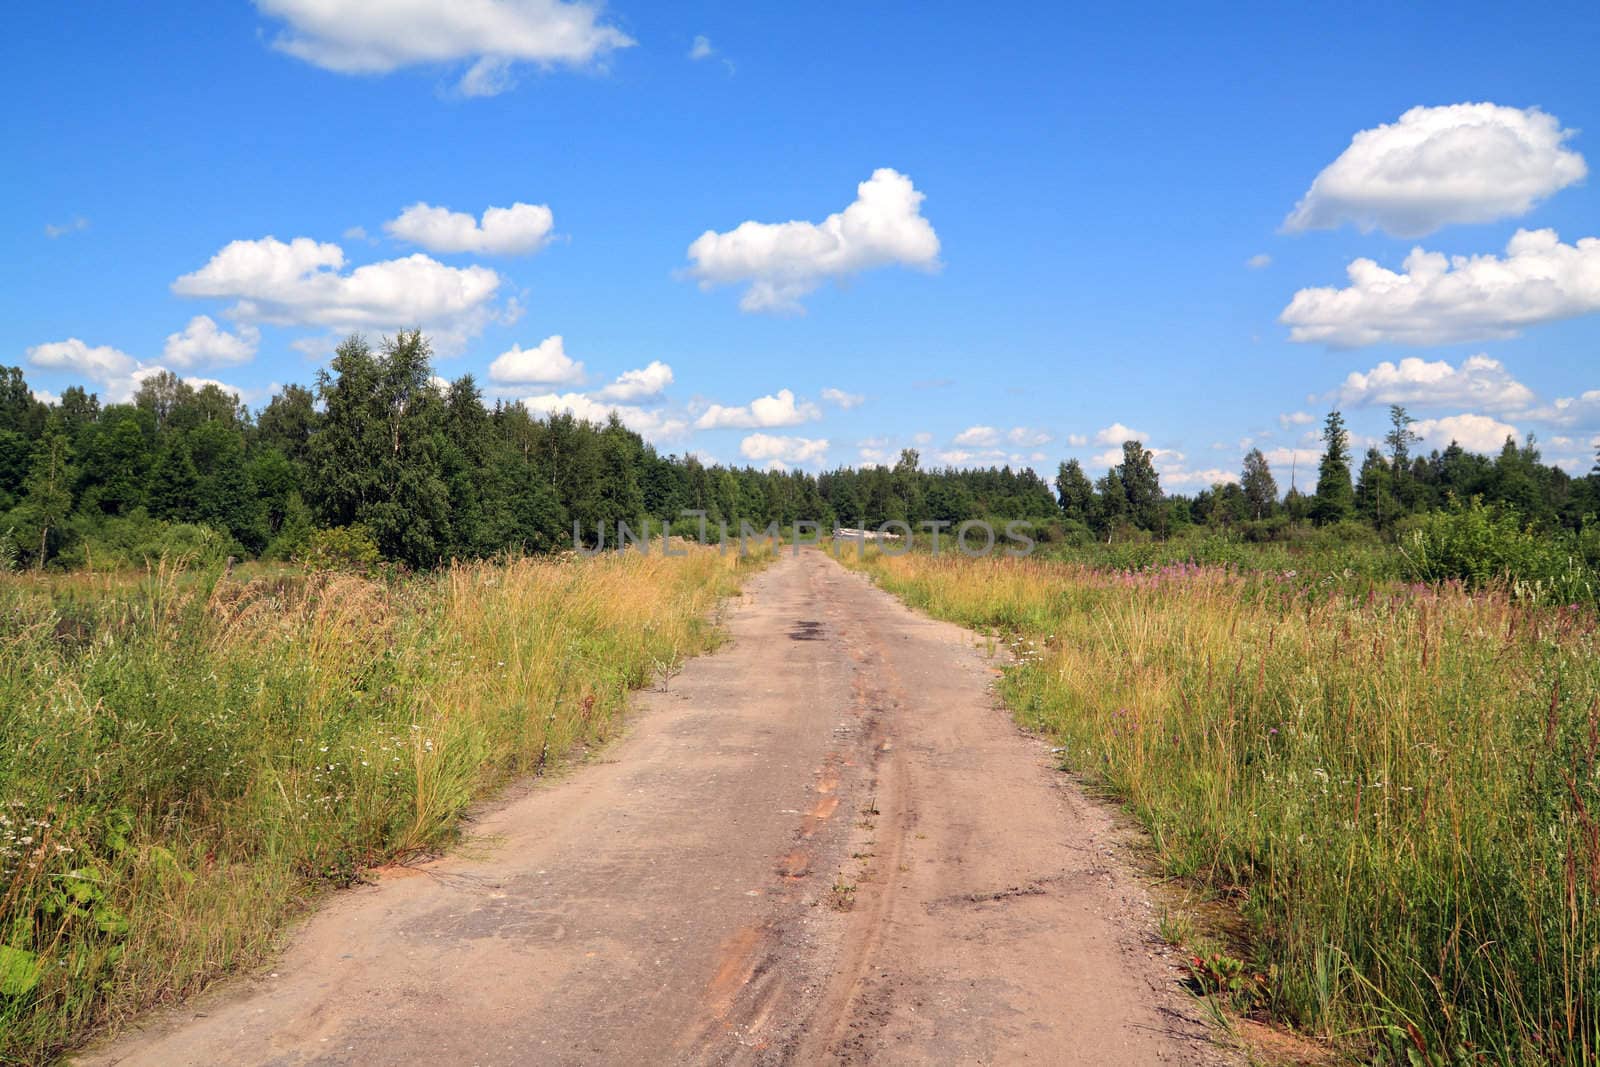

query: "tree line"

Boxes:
[2, 332, 1596, 569]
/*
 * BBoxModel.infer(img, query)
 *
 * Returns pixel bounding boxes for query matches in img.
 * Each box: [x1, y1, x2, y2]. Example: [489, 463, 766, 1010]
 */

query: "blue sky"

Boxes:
[7, 2, 1599, 487]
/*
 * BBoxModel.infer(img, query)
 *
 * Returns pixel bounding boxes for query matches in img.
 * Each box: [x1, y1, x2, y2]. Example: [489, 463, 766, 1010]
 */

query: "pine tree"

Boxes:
[1312, 410, 1354, 525]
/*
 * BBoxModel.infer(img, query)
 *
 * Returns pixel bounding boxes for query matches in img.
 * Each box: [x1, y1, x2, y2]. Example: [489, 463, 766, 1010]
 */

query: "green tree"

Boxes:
[148, 435, 200, 520]
[1240, 448, 1277, 520]
[309, 332, 450, 565]
[17, 426, 75, 567]
[1312, 410, 1354, 525]
[1114, 440, 1164, 530]
[1055, 459, 1094, 524]
[1355, 447, 1393, 527]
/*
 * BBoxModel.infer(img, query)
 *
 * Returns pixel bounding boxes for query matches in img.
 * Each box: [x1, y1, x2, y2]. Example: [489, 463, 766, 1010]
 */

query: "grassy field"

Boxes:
[837, 543, 1600, 1064]
[0, 547, 761, 1063]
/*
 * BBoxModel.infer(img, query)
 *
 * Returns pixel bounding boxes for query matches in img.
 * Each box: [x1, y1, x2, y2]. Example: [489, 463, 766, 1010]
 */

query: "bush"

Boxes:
[1400, 497, 1596, 604]
[300, 524, 382, 573]
[55, 511, 235, 571]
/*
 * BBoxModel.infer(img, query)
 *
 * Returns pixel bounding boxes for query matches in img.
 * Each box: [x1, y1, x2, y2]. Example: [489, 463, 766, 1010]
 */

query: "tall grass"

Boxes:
[840, 545, 1600, 1064]
[0, 547, 760, 1063]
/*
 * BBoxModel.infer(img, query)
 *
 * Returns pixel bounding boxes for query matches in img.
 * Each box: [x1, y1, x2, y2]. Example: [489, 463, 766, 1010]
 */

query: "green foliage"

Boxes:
[1400, 497, 1596, 604]
[2, 338, 1595, 574]
[301, 524, 382, 573]
[1313, 409, 1354, 525]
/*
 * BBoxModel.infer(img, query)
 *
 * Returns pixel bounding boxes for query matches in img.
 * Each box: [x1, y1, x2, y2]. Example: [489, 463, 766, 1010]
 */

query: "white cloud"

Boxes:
[26, 338, 135, 382]
[593, 360, 673, 402]
[488, 335, 585, 385]
[1284, 103, 1587, 237]
[1411, 413, 1520, 453]
[162, 315, 260, 368]
[1279, 411, 1316, 429]
[44, 217, 89, 238]
[1161, 466, 1239, 488]
[254, 0, 634, 95]
[1089, 448, 1124, 469]
[1093, 421, 1147, 446]
[32, 388, 61, 405]
[1281, 228, 1600, 347]
[173, 236, 502, 347]
[1523, 389, 1600, 426]
[1333, 354, 1535, 412]
[519, 392, 690, 442]
[26, 339, 253, 404]
[739, 433, 829, 467]
[688, 35, 713, 60]
[821, 386, 864, 409]
[1007, 426, 1052, 447]
[696, 388, 820, 429]
[1261, 447, 1324, 482]
[685, 168, 941, 313]
[1246, 253, 1272, 269]
[385, 201, 554, 255]
[1067, 433, 1087, 447]
[953, 425, 999, 447]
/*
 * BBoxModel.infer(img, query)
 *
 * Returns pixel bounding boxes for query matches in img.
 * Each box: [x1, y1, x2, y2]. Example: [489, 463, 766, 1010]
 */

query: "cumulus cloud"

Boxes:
[1333, 354, 1535, 412]
[1067, 433, 1087, 447]
[1246, 253, 1272, 269]
[953, 425, 999, 447]
[173, 236, 502, 347]
[821, 386, 864, 409]
[1160, 466, 1239, 489]
[1007, 426, 1052, 447]
[684, 168, 941, 313]
[1284, 103, 1587, 237]
[26, 338, 136, 382]
[385, 201, 554, 255]
[696, 388, 820, 429]
[1412, 413, 1520, 453]
[1279, 411, 1316, 429]
[1261, 447, 1324, 480]
[253, 0, 634, 95]
[488, 335, 585, 385]
[1093, 421, 1147, 446]
[593, 360, 673, 402]
[25, 337, 250, 404]
[520, 392, 689, 441]
[1518, 389, 1600, 426]
[162, 315, 260, 368]
[1281, 228, 1600, 347]
[739, 433, 829, 468]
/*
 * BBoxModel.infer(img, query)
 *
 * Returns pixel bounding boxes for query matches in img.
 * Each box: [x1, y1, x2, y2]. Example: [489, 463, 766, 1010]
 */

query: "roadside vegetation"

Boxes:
[0, 546, 760, 1063]
[838, 540, 1600, 1063]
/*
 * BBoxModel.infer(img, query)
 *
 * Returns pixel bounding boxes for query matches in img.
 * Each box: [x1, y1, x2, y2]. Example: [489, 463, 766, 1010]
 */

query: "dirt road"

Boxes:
[87, 550, 1223, 1066]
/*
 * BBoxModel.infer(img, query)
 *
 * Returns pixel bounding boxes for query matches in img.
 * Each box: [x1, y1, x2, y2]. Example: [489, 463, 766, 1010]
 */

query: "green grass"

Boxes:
[838, 543, 1600, 1064]
[0, 547, 763, 1063]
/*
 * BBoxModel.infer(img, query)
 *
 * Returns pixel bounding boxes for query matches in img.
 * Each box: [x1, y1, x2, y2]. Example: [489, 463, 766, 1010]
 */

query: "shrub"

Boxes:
[300, 524, 383, 574]
[1400, 497, 1596, 604]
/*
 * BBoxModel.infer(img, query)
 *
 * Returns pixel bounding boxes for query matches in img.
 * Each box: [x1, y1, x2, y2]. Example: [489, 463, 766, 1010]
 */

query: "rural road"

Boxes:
[88, 550, 1224, 1066]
